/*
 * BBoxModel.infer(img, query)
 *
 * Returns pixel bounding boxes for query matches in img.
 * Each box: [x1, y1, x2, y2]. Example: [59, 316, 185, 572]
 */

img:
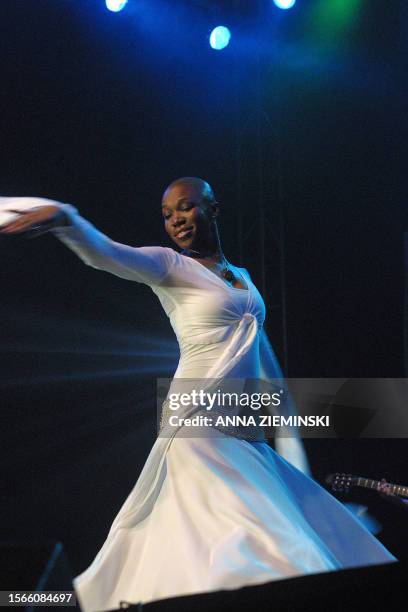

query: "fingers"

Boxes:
[0, 204, 61, 235]
[0, 214, 41, 234]
[0, 222, 27, 234]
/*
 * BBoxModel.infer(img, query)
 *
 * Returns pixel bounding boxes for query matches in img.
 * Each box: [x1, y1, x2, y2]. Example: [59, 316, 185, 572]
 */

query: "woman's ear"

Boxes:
[211, 201, 220, 218]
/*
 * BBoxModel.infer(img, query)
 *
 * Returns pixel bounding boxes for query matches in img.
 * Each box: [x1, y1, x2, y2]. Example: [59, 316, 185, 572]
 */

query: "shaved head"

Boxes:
[162, 177, 216, 205]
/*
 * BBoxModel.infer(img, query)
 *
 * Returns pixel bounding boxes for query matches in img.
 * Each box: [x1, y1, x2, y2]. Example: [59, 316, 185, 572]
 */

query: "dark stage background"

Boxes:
[1, 0, 407, 576]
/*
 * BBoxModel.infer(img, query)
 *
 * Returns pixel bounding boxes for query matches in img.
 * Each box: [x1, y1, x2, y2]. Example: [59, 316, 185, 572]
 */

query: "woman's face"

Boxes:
[162, 183, 216, 251]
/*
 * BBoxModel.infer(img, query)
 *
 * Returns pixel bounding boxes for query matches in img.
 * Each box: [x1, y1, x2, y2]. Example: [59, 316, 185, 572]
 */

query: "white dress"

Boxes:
[0, 198, 397, 611]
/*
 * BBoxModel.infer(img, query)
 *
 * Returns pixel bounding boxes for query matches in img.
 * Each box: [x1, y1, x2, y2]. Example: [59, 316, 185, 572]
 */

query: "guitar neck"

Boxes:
[355, 477, 408, 498]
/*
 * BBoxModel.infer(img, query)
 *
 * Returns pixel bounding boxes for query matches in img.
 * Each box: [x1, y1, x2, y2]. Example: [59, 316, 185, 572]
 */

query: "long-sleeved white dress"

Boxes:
[0, 198, 397, 612]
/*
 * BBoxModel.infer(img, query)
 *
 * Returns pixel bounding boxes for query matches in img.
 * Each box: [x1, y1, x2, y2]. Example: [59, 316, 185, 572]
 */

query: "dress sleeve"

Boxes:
[0, 196, 176, 286]
[51, 203, 176, 286]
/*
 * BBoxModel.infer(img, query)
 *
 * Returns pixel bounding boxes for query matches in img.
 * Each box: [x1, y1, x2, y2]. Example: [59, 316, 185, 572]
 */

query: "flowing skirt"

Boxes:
[74, 434, 396, 612]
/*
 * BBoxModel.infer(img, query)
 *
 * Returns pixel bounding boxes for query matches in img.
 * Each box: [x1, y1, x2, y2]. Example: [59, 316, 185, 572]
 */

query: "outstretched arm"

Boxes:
[0, 197, 176, 286]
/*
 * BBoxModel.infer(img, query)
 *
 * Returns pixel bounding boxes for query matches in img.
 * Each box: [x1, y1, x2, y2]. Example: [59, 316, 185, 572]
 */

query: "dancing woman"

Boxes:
[0, 178, 396, 612]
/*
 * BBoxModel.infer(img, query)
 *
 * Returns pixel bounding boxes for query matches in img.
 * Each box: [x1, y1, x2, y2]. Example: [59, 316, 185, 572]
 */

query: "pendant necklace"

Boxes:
[181, 248, 237, 284]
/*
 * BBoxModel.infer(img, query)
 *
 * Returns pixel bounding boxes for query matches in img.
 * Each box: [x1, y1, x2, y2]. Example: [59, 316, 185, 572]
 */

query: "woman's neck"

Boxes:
[182, 245, 223, 263]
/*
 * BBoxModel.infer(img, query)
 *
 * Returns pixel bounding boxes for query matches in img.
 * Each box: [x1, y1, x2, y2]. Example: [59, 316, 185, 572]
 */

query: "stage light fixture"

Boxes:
[209, 26, 231, 51]
[273, 0, 296, 9]
[105, 0, 128, 12]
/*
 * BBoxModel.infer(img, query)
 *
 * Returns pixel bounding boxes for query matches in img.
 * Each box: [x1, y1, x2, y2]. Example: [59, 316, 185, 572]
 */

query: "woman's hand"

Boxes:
[0, 205, 67, 234]
[377, 478, 393, 495]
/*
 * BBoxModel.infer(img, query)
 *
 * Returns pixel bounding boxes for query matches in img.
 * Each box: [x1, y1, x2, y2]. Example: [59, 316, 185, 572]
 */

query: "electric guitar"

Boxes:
[326, 473, 408, 498]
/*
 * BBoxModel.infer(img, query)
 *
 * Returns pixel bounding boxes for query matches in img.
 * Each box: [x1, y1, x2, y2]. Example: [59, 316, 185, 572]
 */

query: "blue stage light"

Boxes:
[209, 26, 231, 51]
[105, 0, 128, 12]
[273, 0, 296, 9]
